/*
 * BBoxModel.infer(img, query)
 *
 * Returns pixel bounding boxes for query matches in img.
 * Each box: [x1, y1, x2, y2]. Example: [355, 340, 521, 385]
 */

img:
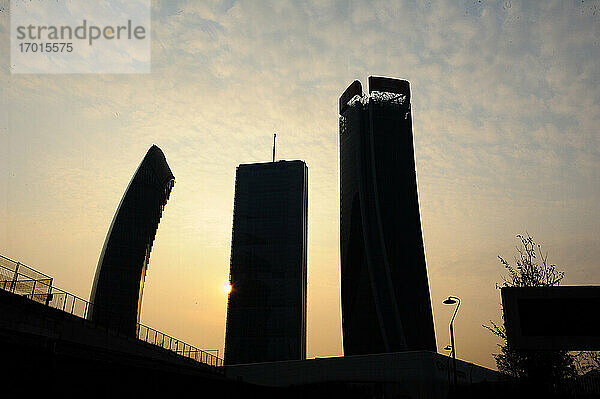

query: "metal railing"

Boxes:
[0, 254, 53, 282]
[136, 324, 222, 367]
[0, 255, 223, 368]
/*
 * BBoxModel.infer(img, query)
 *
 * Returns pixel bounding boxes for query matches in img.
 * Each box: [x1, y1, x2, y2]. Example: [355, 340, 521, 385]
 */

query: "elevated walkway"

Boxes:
[0, 254, 222, 368]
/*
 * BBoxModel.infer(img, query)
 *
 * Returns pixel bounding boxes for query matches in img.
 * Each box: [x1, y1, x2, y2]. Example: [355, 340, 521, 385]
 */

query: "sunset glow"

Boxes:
[2, 1, 599, 371]
[224, 283, 232, 295]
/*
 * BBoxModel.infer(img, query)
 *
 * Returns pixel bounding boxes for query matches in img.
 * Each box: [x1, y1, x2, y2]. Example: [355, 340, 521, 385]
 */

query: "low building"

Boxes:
[225, 351, 500, 399]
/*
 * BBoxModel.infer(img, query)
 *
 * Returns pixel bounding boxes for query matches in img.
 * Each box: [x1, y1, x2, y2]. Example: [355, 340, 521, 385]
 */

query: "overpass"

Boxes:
[0, 254, 222, 367]
[0, 254, 243, 395]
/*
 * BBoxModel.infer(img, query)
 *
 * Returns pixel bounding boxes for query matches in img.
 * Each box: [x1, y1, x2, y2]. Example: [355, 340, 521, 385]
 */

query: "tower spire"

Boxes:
[272, 133, 277, 162]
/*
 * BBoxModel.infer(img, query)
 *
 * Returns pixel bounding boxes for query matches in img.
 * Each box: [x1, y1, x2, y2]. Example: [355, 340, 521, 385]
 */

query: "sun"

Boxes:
[223, 282, 232, 295]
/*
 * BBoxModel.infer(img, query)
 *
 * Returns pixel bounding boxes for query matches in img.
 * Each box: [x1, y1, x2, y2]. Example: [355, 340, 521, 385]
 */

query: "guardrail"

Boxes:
[0, 255, 223, 368]
[137, 324, 222, 367]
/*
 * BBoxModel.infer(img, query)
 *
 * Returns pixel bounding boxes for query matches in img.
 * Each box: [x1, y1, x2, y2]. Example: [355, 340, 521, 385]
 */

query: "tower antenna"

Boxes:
[272, 133, 277, 162]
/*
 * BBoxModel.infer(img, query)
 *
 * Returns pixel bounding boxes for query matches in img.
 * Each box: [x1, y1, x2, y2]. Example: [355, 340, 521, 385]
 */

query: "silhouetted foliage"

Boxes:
[496, 234, 565, 288]
[573, 350, 600, 375]
[483, 234, 577, 391]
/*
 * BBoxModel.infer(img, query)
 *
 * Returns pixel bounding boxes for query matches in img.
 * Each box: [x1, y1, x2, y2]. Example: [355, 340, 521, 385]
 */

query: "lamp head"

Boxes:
[443, 297, 457, 305]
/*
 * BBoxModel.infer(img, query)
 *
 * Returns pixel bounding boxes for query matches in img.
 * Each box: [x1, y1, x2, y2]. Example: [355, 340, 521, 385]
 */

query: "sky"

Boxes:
[1, 0, 599, 369]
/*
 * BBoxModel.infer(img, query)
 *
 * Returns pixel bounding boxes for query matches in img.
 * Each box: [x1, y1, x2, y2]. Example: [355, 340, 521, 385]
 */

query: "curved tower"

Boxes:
[88, 145, 175, 336]
[339, 77, 436, 355]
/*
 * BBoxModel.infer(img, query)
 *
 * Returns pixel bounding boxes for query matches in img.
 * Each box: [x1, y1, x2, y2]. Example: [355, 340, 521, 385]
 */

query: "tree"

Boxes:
[573, 350, 600, 375]
[483, 234, 577, 391]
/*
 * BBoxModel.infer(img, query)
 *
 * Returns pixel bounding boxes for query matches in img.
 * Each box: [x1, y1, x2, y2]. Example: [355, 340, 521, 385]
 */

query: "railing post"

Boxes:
[31, 279, 37, 300]
[11, 262, 19, 293]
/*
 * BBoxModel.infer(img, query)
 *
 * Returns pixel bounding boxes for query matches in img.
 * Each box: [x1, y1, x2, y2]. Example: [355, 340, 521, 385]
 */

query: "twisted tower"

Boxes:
[339, 77, 436, 355]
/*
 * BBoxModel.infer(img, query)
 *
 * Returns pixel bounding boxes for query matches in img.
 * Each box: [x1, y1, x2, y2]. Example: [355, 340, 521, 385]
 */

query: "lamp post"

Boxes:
[443, 345, 452, 387]
[443, 296, 461, 389]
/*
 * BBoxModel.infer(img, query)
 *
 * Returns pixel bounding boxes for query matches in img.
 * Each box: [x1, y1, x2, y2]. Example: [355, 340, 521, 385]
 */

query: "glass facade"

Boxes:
[88, 145, 175, 337]
[225, 160, 308, 365]
[339, 77, 436, 355]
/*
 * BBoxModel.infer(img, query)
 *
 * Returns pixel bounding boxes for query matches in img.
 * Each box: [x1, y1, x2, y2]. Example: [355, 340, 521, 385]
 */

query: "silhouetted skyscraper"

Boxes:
[339, 77, 436, 355]
[89, 145, 175, 337]
[225, 160, 308, 365]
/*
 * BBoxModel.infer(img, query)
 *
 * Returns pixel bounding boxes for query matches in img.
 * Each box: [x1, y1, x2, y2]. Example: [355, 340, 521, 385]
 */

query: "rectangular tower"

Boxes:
[339, 77, 436, 355]
[225, 160, 308, 365]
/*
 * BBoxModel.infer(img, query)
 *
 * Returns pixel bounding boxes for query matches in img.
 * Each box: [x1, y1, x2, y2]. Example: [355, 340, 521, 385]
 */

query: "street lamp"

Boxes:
[443, 345, 452, 386]
[443, 296, 461, 389]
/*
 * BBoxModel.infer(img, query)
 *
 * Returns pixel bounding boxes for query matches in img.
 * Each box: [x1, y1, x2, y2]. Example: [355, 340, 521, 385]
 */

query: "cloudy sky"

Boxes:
[1, 0, 599, 369]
